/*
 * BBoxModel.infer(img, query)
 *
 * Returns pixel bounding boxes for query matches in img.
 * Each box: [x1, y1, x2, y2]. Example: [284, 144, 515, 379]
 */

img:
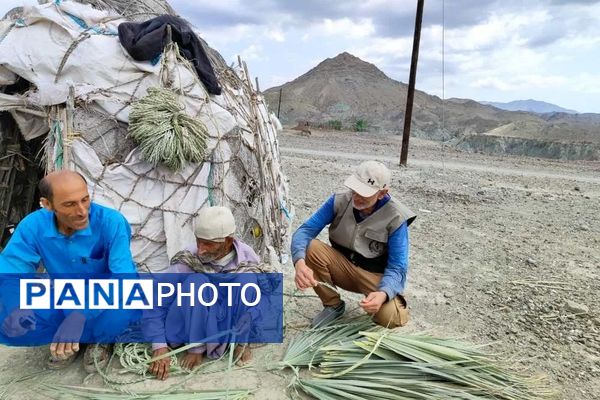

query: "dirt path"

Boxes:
[281, 147, 600, 184]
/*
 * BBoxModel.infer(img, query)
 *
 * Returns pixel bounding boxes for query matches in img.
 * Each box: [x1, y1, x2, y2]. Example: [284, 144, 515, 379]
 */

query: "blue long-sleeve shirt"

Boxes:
[0, 202, 136, 274]
[291, 194, 409, 300]
[0, 202, 136, 325]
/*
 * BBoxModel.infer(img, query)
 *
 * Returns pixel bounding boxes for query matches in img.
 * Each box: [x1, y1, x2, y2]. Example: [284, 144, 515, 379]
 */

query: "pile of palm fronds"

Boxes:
[278, 316, 374, 369]
[128, 86, 208, 171]
[283, 318, 555, 400]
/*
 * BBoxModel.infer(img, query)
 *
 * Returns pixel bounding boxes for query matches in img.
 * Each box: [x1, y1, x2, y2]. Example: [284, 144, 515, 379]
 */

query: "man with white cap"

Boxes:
[144, 206, 260, 380]
[291, 161, 416, 327]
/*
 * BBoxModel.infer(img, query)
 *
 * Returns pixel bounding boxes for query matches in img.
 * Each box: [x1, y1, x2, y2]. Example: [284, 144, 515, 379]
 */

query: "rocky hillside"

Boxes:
[263, 52, 600, 160]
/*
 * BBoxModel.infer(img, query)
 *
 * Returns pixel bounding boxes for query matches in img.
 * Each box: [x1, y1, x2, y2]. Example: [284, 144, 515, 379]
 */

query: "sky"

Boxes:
[2, 0, 600, 113]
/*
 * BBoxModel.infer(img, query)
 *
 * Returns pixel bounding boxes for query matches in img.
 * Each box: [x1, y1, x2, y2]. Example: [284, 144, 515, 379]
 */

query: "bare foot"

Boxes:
[233, 345, 252, 366]
[181, 351, 204, 370]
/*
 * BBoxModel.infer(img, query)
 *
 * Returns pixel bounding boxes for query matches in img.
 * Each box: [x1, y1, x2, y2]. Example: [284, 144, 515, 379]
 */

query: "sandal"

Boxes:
[83, 344, 113, 374]
[47, 351, 79, 370]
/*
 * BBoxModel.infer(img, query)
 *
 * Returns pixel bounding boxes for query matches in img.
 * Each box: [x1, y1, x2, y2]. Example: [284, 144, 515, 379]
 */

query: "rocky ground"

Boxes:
[280, 128, 600, 400]
[0, 128, 598, 399]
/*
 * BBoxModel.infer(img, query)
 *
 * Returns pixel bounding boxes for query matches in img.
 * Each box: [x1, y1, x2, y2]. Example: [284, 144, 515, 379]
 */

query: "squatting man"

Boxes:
[144, 206, 264, 380]
[291, 160, 416, 327]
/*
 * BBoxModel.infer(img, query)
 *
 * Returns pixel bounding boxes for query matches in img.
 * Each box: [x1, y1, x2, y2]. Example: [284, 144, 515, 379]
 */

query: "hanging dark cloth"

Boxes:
[118, 15, 222, 95]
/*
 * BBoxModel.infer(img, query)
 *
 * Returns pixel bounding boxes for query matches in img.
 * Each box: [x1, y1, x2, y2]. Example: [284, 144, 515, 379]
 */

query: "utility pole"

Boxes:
[400, 0, 425, 166]
[277, 88, 283, 119]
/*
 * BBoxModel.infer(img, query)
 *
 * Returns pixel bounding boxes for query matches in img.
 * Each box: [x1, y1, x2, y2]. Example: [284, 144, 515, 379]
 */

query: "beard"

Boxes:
[198, 253, 220, 264]
[352, 199, 376, 210]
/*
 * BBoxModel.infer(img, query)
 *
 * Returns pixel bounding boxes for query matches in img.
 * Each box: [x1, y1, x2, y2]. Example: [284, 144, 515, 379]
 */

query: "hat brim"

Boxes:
[344, 175, 378, 197]
[195, 236, 227, 243]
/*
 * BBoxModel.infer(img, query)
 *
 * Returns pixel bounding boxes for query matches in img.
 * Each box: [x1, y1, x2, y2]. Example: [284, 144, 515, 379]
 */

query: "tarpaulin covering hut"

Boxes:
[0, 0, 292, 271]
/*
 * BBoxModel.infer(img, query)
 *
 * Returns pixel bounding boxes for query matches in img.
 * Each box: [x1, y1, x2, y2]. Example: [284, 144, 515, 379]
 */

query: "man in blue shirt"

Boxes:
[0, 170, 136, 371]
[291, 161, 416, 327]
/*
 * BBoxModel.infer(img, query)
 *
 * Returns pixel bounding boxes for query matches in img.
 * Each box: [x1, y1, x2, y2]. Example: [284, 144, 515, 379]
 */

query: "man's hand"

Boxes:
[294, 259, 317, 290]
[359, 291, 387, 314]
[1, 308, 36, 338]
[149, 347, 171, 380]
[50, 311, 86, 360]
[181, 351, 204, 370]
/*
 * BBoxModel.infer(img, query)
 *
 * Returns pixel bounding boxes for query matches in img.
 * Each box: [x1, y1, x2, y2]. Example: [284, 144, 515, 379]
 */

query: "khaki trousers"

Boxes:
[305, 239, 409, 328]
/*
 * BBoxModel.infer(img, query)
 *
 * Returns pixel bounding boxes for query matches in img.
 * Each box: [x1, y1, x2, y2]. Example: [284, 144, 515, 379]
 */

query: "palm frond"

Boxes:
[283, 317, 556, 400]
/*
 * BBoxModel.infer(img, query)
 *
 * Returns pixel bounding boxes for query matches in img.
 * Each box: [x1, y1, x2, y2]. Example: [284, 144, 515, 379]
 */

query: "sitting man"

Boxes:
[291, 160, 416, 328]
[145, 206, 260, 380]
[0, 170, 137, 371]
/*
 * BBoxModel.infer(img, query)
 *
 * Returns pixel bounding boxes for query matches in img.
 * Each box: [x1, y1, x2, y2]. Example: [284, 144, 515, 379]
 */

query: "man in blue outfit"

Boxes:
[291, 161, 416, 327]
[0, 170, 136, 371]
[145, 206, 261, 380]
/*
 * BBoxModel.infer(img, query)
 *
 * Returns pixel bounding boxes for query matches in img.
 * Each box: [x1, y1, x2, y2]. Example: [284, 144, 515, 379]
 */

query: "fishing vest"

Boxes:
[328, 191, 416, 273]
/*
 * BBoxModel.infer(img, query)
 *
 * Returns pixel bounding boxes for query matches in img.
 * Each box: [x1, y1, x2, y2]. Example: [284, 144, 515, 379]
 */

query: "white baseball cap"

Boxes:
[344, 161, 391, 197]
[193, 206, 236, 242]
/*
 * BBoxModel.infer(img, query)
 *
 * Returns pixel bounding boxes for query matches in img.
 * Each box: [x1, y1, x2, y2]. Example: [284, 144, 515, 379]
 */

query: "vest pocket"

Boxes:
[362, 229, 388, 258]
[364, 229, 388, 243]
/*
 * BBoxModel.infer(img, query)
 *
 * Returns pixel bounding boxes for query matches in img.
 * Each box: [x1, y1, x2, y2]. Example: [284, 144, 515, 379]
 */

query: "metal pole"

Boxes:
[400, 0, 424, 166]
[255, 77, 260, 92]
[277, 88, 283, 119]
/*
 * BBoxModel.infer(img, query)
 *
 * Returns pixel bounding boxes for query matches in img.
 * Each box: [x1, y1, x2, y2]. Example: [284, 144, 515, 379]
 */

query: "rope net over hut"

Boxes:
[0, 0, 292, 271]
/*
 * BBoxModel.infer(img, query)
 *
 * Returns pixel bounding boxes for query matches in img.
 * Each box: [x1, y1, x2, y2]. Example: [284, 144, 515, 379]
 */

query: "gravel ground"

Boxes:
[0, 128, 598, 399]
[281, 129, 600, 400]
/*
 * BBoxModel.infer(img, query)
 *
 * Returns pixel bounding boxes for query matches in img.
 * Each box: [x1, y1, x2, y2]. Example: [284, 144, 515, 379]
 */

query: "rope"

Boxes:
[207, 162, 215, 206]
[64, 12, 118, 35]
[90, 336, 251, 396]
[50, 120, 63, 170]
[128, 86, 209, 171]
[113, 342, 183, 376]
[54, 31, 91, 84]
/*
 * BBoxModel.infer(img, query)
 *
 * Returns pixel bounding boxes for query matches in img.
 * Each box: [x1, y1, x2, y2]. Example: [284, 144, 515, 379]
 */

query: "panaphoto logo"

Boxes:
[20, 278, 261, 310]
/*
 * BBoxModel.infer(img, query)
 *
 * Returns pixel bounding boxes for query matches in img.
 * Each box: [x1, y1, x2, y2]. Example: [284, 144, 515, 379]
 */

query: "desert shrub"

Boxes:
[327, 120, 342, 130]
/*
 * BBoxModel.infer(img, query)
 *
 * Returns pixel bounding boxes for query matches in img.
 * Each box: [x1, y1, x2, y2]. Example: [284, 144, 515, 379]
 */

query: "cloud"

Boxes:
[571, 73, 600, 94]
[172, 2, 264, 28]
[471, 74, 567, 92]
[353, 37, 412, 60]
[239, 44, 265, 61]
[268, 74, 297, 87]
[548, 0, 600, 4]
[311, 18, 375, 39]
[270, 1, 365, 22]
[0, 0, 599, 112]
[471, 77, 514, 91]
[266, 27, 285, 42]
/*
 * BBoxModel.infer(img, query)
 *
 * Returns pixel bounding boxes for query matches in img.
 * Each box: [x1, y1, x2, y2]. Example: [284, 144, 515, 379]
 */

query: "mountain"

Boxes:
[264, 52, 534, 140]
[263, 52, 600, 160]
[479, 100, 578, 114]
